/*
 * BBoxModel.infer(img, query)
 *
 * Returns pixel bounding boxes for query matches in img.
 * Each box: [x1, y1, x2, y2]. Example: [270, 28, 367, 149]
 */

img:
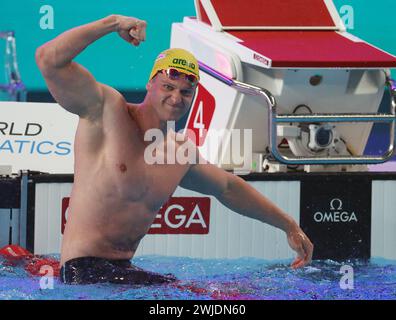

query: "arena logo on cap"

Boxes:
[172, 58, 196, 70]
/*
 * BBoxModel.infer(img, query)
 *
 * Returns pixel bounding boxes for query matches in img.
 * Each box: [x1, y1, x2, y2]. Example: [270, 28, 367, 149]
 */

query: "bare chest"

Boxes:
[75, 103, 191, 212]
[104, 129, 190, 212]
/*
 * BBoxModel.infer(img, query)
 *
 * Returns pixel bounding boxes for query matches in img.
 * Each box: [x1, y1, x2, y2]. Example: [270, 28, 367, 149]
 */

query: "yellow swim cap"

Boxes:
[149, 48, 200, 82]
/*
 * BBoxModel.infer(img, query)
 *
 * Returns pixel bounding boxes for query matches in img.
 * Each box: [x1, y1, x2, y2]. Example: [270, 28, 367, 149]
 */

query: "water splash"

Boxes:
[0, 255, 395, 300]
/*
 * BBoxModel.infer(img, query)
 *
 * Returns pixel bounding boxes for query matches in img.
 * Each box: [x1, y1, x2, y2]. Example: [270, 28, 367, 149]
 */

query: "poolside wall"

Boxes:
[28, 174, 396, 261]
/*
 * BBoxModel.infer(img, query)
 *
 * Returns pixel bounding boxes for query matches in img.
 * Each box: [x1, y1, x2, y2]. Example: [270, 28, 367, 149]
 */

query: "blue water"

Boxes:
[0, 255, 395, 300]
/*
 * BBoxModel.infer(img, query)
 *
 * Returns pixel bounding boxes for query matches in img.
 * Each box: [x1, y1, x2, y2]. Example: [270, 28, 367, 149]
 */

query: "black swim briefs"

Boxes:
[60, 257, 177, 285]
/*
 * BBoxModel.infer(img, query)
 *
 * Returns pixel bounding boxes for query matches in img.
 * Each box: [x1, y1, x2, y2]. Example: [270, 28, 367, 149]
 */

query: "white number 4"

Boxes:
[193, 101, 205, 138]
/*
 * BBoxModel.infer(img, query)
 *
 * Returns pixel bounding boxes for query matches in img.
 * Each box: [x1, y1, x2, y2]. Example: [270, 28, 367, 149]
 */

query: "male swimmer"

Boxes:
[35, 15, 313, 285]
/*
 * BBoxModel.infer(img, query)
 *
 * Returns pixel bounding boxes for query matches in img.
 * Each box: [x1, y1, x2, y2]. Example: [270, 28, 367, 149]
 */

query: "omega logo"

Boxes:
[314, 198, 358, 223]
[330, 198, 343, 210]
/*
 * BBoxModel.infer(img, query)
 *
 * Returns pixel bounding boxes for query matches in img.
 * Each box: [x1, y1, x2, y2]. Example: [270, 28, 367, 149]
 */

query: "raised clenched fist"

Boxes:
[116, 15, 147, 46]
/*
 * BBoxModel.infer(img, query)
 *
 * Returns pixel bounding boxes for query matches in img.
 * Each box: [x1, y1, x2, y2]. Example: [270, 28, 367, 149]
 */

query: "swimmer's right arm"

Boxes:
[35, 15, 147, 120]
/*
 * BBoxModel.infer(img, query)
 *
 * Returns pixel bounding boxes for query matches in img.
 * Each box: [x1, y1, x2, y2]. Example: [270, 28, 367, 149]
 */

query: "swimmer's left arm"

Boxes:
[180, 163, 313, 268]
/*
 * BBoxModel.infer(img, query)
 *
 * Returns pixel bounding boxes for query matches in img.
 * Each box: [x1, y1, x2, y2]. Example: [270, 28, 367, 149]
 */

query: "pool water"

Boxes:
[0, 255, 395, 300]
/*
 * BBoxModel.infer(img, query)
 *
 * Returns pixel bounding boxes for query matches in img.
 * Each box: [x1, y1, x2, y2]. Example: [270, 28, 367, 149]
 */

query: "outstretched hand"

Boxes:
[116, 16, 147, 46]
[286, 225, 314, 269]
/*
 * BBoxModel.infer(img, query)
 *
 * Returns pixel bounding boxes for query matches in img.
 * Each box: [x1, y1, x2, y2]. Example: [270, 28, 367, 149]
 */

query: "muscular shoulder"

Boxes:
[100, 86, 133, 125]
[76, 86, 129, 151]
[102, 85, 127, 114]
[76, 84, 126, 124]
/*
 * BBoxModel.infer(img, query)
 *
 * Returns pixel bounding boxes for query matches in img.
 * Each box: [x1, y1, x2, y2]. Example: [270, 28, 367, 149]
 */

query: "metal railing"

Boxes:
[0, 31, 26, 102]
[198, 61, 396, 165]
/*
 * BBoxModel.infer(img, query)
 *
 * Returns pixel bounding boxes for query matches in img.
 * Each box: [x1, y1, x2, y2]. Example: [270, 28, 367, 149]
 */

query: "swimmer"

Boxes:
[35, 15, 313, 285]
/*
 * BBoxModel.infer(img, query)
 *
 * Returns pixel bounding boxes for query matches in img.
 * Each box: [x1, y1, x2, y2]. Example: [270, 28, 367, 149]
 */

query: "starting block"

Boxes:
[171, 0, 396, 172]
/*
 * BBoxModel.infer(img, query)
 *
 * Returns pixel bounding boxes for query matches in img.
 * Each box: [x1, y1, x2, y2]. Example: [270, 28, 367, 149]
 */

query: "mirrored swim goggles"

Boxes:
[159, 68, 198, 85]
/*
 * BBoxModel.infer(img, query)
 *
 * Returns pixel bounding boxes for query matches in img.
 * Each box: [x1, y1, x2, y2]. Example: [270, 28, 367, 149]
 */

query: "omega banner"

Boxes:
[300, 175, 371, 260]
[0, 102, 78, 174]
[62, 196, 210, 235]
